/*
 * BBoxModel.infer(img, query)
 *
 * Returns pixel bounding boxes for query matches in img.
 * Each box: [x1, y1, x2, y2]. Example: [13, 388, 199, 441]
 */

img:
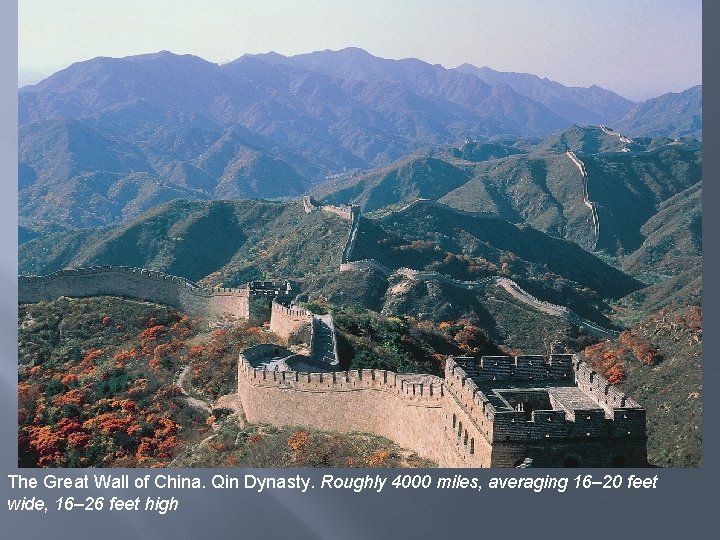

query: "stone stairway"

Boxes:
[312, 315, 338, 365]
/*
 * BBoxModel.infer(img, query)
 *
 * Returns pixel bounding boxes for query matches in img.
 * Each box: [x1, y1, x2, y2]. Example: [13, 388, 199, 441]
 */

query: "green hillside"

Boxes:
[354, 202, 641, 301]
[20, 199, 351, 285]
[312, 127, 701, 257]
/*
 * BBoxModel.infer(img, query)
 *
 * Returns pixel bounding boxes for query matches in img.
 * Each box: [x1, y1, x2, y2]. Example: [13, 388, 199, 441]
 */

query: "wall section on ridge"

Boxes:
[19, 267, 250, 318]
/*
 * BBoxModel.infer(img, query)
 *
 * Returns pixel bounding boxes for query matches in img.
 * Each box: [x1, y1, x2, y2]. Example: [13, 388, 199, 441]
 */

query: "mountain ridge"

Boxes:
[19, 48, 702, 234]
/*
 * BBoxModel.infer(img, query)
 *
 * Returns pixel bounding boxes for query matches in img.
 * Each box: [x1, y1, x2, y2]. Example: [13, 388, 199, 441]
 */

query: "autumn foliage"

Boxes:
[287, 431, 310, 453]
[619, 331, 660, 366]
[18, 298, 204, 468]
[187, 323, 281, 400]
[583, 342, 627, 384]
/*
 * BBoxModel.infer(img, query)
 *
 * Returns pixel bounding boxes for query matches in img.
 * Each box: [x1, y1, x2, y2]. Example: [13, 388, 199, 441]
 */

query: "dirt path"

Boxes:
[174, 363, 212, 414]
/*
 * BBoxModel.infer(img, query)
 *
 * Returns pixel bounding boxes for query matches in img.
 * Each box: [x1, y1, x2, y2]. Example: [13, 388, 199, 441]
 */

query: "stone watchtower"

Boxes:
[445, 355, 647, 467]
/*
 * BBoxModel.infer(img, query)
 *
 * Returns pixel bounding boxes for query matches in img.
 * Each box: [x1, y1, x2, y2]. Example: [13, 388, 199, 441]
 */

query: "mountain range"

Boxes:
[313, 126, 701, 259]
[19, 48, 701, 231]
[18, 49, 703, 468]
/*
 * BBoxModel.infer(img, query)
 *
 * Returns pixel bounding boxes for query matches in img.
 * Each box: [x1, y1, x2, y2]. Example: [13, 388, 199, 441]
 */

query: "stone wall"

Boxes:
[269, 302, 314, 344]
[566, 150, 599, 249]
[489, 438, 648, 467]
[339, 259, 392, 275]
[237, 351, 646, 468]
[237, 352, 488, 467]
[19, 266, 250, 318]
[379, 199, 500, 221]
[573, 358, 644, 415]
[340, 205, 361, 263]
[301, 195, 354, 220]
[397, 268, 494, 289]
[495, 278, 620, 339]
[444, 356, 647, 466]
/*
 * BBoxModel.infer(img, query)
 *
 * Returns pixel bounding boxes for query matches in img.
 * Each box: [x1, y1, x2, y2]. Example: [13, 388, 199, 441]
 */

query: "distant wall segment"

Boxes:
[19, 266, 250, 318]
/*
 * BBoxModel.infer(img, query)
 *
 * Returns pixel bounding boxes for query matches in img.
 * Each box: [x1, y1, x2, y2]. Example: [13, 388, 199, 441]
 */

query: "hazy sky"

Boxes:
[19, 0, 701, 100]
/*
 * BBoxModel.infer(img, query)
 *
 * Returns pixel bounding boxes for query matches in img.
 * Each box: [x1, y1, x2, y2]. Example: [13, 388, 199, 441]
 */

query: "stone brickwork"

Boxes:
[19, 266, 251, 318]
[269, 301, 314, 345]
[238, 353, 485, 466]
[237, 351, 647, 468]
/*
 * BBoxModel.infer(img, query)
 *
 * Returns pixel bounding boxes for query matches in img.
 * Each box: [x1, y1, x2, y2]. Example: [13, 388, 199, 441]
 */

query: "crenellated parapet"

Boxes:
[239, 351, 444, 405]
[573, 358, 642, 412]
[447, 354, 575, 382]
[270, 302, 314, 320]
[443, 355, 646, 446]
[18, 266, 300, 320]
[339, 259, 392, 275]
[237, 349, 646, 467]
[269, 301, 314, 345]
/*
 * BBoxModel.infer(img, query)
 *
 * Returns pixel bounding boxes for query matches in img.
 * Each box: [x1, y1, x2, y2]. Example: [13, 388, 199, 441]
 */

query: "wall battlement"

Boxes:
[442, 356, 645, 446]
[240, 352, 444, 403]
[269, 301, 314, 345]
[19, 266, 252, 318]
[270, 302, 314, 321]
[238, 348, 480, 467]
[573, 358, 641, 411]
[238, 351, 646, 467]
[448, 354, 575, 382]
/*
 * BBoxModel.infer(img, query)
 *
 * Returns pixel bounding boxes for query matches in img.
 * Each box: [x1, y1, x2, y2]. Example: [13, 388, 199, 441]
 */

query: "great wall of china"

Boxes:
[304, 195, 620, 339]
[19, 191, 643, 467]
[566, 150, 600, 250]
[599, 125, 634, 144]
[19, 265, 343, 366]
[238, 351, 646, 467]
[19, 266, 253, 318]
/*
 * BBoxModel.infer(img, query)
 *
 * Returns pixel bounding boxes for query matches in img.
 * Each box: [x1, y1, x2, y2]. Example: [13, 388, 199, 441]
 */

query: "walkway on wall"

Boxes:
[599, 125, 634, 144]
[312, 315, 339, 365]
[387, 268, 620, 339]
[494, 277, 620, 339]
[329, 196, 619, 340]
[566, 150, 599, 250]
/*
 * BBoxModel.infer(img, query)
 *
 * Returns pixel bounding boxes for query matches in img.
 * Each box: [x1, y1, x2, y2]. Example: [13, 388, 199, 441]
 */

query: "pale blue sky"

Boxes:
[19, 0, 702, 100]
